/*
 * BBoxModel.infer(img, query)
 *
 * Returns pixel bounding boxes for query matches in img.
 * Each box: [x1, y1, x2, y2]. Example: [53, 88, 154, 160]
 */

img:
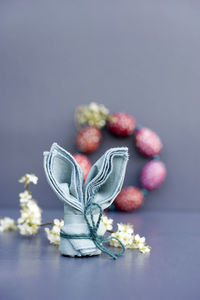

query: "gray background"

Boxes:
[0, 0, 199, 211]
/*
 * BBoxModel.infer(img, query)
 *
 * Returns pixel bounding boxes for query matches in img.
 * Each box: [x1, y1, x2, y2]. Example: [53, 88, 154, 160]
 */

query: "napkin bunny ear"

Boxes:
[44, 143, 84, 212]
[84, 147, 129, 210]
[44, 144, 129, 213]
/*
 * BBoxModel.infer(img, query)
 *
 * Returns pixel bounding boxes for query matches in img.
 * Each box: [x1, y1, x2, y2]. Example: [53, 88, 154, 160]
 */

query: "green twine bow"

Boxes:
[60, 202, 125, 259]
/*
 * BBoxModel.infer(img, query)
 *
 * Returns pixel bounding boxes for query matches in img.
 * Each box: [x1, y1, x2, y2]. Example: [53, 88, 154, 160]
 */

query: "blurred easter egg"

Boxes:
[73, 154, 92, 182]
[140, 161, 166, 191]
[135, 127, 162, 157]
[76, 126, 101, 154]
[107, 113, 136, 137]
[114, 186, 144, 212]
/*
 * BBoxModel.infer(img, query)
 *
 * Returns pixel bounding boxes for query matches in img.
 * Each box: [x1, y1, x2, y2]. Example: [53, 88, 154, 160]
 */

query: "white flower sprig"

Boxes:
[0, 173, 41, 235]
[17, 174, 42, 235]
[109, 221, 151, 254]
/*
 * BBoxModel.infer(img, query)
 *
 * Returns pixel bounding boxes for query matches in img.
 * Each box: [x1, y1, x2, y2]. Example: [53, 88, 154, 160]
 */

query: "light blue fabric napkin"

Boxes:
[44, 143, 128, 257]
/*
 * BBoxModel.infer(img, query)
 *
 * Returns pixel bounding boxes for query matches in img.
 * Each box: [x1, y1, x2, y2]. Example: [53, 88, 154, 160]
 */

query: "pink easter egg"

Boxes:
[140, 161, 166, 191]
[135, 127, 162, 157]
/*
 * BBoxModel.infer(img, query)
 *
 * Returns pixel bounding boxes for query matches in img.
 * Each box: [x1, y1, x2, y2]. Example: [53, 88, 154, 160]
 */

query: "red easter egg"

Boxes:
[114, 186, 144, 212]
[107, 113, 136, 137]
[135, 127, 162, 157]
[140, 161, 166, 191]
[76, 126, 102, 154]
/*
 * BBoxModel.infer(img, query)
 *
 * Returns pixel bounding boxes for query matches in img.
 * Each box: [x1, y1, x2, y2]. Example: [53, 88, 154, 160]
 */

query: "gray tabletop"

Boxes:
[0, 209, 199, 300]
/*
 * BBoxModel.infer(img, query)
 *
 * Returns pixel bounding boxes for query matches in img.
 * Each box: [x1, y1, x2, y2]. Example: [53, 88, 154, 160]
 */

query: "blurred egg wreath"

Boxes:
[74, 102, 167, 212]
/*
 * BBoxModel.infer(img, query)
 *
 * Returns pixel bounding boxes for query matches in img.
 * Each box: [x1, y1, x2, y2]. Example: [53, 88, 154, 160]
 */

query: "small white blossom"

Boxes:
[19, 174, 38, 185]
[139, 245, 151, 254]
[131, 234, 145, 249]
[117, 223, 134, 235]
[19, 190, 32, 206]
[18, 223, 35, 235]
[89, 102, 99, 112]
[17, 199, 42, 235]
[27, 174, 38, 184]
[19, 176, 26, 183]
[110, 223, 134, 248]
[110, 231, 134, 248]
[45, 219, 64, 246]
[75, 102, 109, 128]
[109, 232, 122, 248]
[101, 215, 113, 231]
[135, 234, 145, 243]
[0, 217, 16, 232]
[53, 219, 64, 227]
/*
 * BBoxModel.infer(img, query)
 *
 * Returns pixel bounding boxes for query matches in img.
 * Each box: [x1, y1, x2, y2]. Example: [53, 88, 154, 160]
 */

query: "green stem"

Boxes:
[24, 176, 31, 195]
[107, 229, 114, 233]
[39, 222, 53, 227]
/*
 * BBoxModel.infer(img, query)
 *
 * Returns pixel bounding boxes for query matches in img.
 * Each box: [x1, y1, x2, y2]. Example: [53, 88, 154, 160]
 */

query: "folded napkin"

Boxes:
[44, 143, 128, 257]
